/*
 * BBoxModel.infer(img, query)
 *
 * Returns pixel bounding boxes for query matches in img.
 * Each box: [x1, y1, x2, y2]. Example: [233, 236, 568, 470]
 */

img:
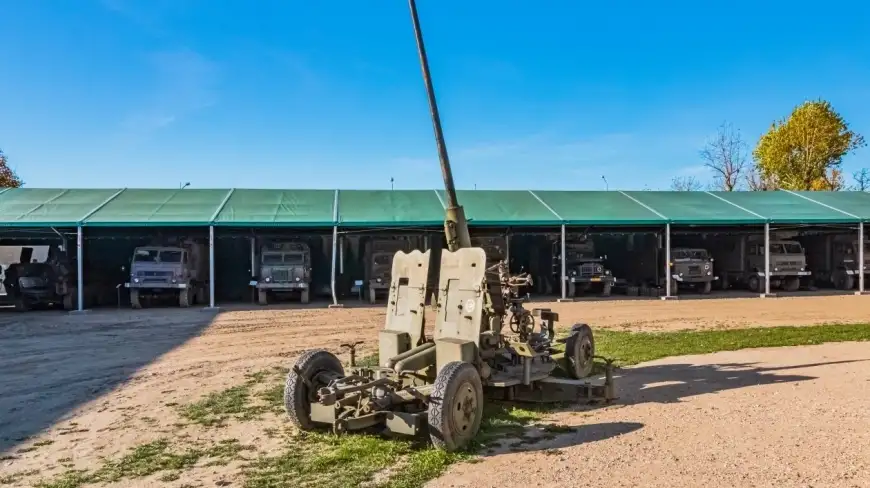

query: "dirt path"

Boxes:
[1, 294, 869, 486]
[427, 341, 870, 488]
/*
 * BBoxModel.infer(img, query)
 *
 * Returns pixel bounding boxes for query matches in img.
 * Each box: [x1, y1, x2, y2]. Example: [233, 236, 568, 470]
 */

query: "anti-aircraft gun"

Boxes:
[282, 0, 614, 452]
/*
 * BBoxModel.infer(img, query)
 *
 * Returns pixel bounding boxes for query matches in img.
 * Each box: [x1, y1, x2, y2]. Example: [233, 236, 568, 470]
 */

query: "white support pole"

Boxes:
[764, 222, 771, 296]
[859, 222, 866, 294]
[663, 223, 673, 299]
[505, 232, 511, 269]
[76, 226, 84, 312]
[330, 226, 339, 306]
[560, 224, 567, 300]
[339, 235, 344, 275]
[208, 225, 215, 308]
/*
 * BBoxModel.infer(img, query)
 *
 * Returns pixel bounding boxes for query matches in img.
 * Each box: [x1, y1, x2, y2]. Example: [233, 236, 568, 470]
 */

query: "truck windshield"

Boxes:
[674, 249, 708, 259]
[783, 243, 803, 254]
[284, 253, 305, 265]
[133, 250, 159, 262]
[566, 251, 593, 261]
[160, 251, 183, 263]
[262, 253, 283, 265]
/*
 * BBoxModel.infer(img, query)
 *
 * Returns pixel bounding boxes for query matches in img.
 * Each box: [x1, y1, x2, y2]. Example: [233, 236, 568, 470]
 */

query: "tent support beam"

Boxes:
[557, 224, 571, 302]
[204, 225, 218, 309]
[661, 223, 677, 300]
[760, 222, 775, 298]
[70, 225, 89, 314]
[858, 222, 867, 295]
[328, 226, 343, 308]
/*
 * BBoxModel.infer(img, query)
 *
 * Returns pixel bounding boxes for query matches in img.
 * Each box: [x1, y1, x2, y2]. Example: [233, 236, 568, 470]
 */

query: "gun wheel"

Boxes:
[284, 349, 344, 431]
[565, 323, 595, 379]
[427, 361, 484, 452]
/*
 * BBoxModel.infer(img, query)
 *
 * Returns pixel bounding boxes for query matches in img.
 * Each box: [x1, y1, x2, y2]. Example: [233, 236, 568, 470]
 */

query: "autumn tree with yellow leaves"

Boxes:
[751, 100, 865, 191]
[0, 149, 23, 188]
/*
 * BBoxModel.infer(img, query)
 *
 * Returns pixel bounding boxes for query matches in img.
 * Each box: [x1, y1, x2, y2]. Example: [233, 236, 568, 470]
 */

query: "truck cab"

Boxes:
[667, 247, 715, 295]
[126, 243, 207, 308]
[745, 239, 810, 292]
[365, 239, 411, 303]
[556, 237, 613, 297]
[253, 241, 311, 305]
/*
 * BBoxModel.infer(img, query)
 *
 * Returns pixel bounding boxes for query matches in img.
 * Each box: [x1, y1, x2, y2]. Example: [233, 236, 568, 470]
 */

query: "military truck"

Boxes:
[252, 241, 312, 305]
[803, 234, 869, 290]
[364, 239, 411, 304]
[125, 239, 209, 308]
[665, 247, 716, 295]
[0, 245, 86, 311]
[712, 235, 810, 292]
[555, 236, 614, 297]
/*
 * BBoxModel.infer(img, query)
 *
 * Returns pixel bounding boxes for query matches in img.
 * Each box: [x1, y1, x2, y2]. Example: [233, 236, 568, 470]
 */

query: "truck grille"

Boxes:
[140, 271, 172, 282]
[687, 265, 702, 275]
[578, 263, 602, 277]
[271, 269, 290, 282]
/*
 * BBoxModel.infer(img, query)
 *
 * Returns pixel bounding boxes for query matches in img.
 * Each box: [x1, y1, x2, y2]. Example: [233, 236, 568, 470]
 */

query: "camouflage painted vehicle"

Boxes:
[253, 241, 311, 305]
[559, 237, 613, 297]
[364, 239, 411, 304]
[125, 240, 208, 308]
[667, 247, 715, 295]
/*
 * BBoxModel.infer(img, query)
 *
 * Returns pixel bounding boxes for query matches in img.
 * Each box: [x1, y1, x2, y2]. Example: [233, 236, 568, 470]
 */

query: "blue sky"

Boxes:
[1, 0, 868, 191]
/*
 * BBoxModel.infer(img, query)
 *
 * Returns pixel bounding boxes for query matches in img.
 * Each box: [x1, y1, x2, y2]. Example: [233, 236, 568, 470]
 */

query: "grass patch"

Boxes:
[34, 438, 253, 488]
[594, 322, 870, 366]
[178, 368, 287, 426]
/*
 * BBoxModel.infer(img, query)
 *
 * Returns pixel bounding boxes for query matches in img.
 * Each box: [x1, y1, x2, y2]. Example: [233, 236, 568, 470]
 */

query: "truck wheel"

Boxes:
[258, 289, 268, 306]
[285, 349, 345, 431]
[179, 289, 191, 308]
[600, 281, 612, 297]
[782, 277, 800, 292]
[668, 279, 679, 296]
[833, 272, 854, 290]
[14, 297, 30, 312]
[701, 281, 712, 295]
[748, 275, 761, 293]
[428, 361, 484, 452]
[567, 282, 576, 297]
[368, 288, 376, 305]
[63, 293, 75, 311]
[300, 289, 310, 304]
[130, 289, 142, 309]
[718, 274, 730, 291]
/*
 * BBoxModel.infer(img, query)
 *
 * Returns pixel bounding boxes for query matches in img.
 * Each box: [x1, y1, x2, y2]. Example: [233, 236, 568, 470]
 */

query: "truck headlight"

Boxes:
[571, 270, 577, 276]
[133, 278, 140, 283]
[377, 278, 382, 283]
[295, 277, 301, 282]
[265, 277, 271, 283]
[596, 266, 603, 273]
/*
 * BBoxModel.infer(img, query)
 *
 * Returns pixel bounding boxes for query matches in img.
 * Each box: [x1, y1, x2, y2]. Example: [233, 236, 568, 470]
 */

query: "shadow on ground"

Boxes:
[0, 308, 218, 454]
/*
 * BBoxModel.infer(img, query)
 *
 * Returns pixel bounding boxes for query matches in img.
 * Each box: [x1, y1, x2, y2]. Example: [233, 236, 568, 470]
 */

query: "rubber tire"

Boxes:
[567, 282, 576, 297]
[601, 281, 612, 297]
[178, 288, 189, 308]
[564, 323, 595, 379]
[701, 281, 712, 295]
[14, 297, 29, 312]
[300, 289, 310, 304]
[258, 289, 268, 306]
[748, 275, 761, 293]
[784, 277, 801, 292]
[368, 287, 376, 305]
[427, 361, 484, 452]
[63, 293, 75, 311]
[284, 349, 345, 431]
[130, 289, 142, 309]
[669, 279, 679, 296]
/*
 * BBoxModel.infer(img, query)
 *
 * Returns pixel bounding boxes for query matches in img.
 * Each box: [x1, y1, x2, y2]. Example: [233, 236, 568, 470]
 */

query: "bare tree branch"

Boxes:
[670, 175, 703, 191]
[700, 122, 747, 191]
[745, 165, 777, 191]
[852, 168, 870, 191]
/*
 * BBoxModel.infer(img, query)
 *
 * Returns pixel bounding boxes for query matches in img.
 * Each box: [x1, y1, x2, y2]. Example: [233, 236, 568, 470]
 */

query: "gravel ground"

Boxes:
[0, 294, 869, 487]
[428, 342, 870, 488]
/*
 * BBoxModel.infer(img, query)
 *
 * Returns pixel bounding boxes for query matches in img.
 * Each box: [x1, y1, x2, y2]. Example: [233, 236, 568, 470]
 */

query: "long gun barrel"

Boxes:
[407, 0, 471, 252]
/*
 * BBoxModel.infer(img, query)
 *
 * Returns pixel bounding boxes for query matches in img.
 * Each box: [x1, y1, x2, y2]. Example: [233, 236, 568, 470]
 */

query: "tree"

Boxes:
[0, 149, 23, 188]
[670, 175, 703, 191]
[752, 100, 865, 191]
[852, 168, 870, 191]
[745, 166, 777, 191]
[700, 122, 747, 191]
